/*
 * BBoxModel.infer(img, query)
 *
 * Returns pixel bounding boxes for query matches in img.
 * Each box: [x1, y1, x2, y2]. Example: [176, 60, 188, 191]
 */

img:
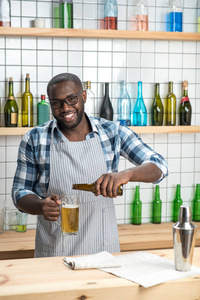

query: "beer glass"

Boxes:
[60, 194, 79, 235]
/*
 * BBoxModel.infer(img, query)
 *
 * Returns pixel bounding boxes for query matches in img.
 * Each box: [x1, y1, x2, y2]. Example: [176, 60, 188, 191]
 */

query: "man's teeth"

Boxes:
[65, 113, 74, 119]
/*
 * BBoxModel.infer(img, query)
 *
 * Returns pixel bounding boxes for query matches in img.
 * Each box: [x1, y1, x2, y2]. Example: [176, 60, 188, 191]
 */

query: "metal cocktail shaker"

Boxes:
[173, 205, 197, 271]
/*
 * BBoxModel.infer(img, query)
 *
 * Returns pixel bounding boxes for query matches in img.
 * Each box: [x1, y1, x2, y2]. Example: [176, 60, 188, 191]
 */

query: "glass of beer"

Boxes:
[60, 194, 79, 235]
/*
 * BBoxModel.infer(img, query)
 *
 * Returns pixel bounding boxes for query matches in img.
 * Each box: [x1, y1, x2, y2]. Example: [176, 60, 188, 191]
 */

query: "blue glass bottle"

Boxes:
[133, 81, 147, 126]
[118, 80, 131, 126]
[169, 0, 182, 32]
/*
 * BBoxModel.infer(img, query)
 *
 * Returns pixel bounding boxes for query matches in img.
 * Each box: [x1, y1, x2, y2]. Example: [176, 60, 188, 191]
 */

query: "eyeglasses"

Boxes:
[49, 89, 83, 109]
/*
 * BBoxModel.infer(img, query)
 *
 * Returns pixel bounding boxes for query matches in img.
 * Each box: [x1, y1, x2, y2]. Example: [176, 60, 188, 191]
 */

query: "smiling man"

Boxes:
[12, 73, 168, 258]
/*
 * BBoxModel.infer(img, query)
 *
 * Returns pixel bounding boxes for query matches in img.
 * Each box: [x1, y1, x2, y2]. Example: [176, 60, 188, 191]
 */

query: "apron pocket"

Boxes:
[103, 205, 119, 246]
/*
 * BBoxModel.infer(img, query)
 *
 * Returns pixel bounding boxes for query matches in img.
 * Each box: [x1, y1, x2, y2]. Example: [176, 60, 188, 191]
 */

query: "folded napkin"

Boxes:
[63, 251, 121, 270]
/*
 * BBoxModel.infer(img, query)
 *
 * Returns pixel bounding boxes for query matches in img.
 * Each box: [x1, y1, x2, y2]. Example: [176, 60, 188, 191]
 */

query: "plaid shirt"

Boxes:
[12, 117, 168, 205]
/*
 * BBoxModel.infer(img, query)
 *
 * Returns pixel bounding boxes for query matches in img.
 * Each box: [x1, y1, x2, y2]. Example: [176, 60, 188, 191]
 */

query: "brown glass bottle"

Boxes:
[179, 80, 192, 125]
[72, 183, 123, 196]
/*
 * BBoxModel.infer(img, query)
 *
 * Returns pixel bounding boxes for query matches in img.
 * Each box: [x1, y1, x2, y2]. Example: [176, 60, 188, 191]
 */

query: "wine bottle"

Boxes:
[131, 0, 148, 31]
[37, 95, 50, 126]
[72, 183, 123, 196]
[22, 74, 33, 127]
[59, 0, 73, 28]
[179, 80, 192, 126]
[100, 82, 113, 121]
[133, 81, 147, 126]
[132, 186, 142, 225]
[4, 77, 18, 127]
[172, 184, 183, 222]
[84, 81, 95, 117]
[166, 81, 176, 126]
[152, 83, 164, 126]
[104, 0, 118, 30]
[118, 80, 131, 126]
[0, 0, 11, 27]
[169, 0, 183, 32]
[152, 185, 162, 224]
[192, 184, 200, 222]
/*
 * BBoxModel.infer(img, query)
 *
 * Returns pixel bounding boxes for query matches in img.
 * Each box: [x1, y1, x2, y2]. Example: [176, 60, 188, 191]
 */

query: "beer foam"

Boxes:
[62, 204, 79, 209]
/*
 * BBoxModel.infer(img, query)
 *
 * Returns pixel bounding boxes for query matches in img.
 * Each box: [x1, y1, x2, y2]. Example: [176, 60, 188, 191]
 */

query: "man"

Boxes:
[12, 73, 168, 257]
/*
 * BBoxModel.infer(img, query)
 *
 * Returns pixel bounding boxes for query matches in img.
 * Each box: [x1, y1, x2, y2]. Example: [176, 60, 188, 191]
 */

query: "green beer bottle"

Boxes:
[152, 185, 162, 224]
[192, 184, 200, 222]
[132, 186, 142, 225]
[172, 184, 183, 222]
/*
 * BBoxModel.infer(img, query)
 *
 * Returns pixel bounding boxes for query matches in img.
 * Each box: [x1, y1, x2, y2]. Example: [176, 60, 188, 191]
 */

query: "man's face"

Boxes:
[49, 81, 86, 130]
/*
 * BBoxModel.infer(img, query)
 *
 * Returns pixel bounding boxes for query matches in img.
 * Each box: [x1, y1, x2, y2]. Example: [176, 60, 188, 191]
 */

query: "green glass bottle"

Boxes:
[192, 184, 200, 222]
[166, 81, 176, 126]
[4, 77, 18, 127]
[152, 83, 164, 126]
[22, 73, 33, 127]
[132, 185, 142, 225]
[59, 0, 73, 28]
[152, 185, 162, 224]
[172, 184, 183, 222]
[37, 95, 50, 126]
[179, 80, 192, 125]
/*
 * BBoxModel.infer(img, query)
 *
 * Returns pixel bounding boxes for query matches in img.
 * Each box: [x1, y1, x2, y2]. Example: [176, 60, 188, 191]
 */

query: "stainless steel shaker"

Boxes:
[173, 205, 197, 271]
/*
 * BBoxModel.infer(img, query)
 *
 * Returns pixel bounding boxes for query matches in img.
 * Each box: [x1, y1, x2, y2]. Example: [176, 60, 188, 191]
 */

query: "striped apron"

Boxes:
[34, 132, 120, 257]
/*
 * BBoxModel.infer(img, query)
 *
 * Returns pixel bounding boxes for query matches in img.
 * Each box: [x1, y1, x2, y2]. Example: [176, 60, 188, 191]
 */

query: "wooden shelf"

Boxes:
[0, 126, 199, 136]
[0, 27, 200, 41]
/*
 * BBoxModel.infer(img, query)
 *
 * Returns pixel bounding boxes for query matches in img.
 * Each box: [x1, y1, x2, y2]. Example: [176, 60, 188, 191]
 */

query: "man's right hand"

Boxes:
[42, 194, 61, 221]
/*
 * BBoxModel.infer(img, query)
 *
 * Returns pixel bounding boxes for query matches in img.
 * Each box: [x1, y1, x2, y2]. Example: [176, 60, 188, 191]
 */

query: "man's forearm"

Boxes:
[17, 194, 44, 215]
[125, 163, 162, 183]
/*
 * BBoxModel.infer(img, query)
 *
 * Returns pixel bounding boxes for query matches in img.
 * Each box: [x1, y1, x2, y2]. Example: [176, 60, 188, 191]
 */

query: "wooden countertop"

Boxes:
[0, 248, 200, 300]
[0, 222, 200, 260]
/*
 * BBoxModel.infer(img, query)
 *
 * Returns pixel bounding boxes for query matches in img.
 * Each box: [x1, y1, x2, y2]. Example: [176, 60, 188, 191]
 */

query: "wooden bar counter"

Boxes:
[0, 248, 200, 300]
[0, 222, 200, 260]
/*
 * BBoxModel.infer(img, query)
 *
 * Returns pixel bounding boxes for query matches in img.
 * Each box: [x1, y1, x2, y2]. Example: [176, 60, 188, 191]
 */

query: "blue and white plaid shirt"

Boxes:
[12, 117, 168, 205]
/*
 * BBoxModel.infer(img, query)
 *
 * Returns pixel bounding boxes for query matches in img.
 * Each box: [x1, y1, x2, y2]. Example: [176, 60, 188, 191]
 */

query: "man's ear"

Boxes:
[82, 90, 87, 104]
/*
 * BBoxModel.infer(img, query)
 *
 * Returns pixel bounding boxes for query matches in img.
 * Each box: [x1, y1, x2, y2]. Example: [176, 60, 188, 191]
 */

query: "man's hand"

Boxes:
[41, 194, 61, 221]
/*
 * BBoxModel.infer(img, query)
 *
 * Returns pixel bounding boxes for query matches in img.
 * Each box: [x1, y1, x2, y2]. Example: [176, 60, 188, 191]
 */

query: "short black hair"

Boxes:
[47, 73, 82, 97]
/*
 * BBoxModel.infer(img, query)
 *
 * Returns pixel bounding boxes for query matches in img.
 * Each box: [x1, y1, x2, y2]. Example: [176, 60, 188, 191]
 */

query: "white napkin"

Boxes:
[63, 251, 121, 270]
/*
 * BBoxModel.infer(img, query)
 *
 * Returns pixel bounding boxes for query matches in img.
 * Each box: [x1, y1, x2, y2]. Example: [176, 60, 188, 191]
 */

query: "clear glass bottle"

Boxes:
[133, 81, 147, 126]
[100, 82, 113, 121]
[172, 184, 183, 222]
[118, 80, 131, 126]
[152, 83, 164, 126]
[169, 0, 183, 32]
[4, 77, 18, 127]
[131, 0, 148, 31]
[37, 95, 50, 126]
[192, 184, 200, 222]
[132, 186, 142, 225]
[179, 80, 192, 126]
[59, 0, 73, 28]
[0, 0, 11, 27]
[84, 81, 95, 117]
[104, 0, 118, 30]
[152, 185, 162, 224]
[166, 81, 176, 126]
[22, 73, 33, 127]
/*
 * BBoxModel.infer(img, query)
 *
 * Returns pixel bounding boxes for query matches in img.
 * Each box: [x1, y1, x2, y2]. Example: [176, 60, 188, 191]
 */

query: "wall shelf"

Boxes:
[0, 126, 199, 136]
[0, 27, 200, 41]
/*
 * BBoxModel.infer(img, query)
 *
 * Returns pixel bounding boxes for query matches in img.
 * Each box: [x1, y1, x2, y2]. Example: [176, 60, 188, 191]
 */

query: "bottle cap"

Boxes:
[26, 73, 30, 79]
[183, 80, 188, 89]
[9, 77, 13, 81]
[41, 95, 45, 100]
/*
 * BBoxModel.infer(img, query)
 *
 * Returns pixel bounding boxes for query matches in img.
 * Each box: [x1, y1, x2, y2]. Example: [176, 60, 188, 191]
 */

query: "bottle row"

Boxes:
[132, 184, 200, 225]
[0, 0, 199, 33]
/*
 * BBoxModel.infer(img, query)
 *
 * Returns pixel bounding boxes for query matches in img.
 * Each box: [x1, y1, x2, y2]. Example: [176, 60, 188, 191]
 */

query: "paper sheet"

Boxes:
[100, 251, 200, 288]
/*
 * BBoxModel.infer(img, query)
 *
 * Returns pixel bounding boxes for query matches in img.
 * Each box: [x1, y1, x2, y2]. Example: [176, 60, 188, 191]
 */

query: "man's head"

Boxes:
[47, 73, 86, 131]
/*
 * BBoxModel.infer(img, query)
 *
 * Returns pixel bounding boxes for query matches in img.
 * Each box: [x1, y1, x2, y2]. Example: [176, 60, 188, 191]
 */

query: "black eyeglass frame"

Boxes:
[49, 89, 83, 108]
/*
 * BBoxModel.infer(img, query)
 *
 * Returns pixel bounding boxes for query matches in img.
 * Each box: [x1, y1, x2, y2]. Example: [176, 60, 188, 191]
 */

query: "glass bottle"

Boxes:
[37, 95, 50, 126]
[169, 0, 183, 32]
[152, 185, 162, 224]
[0, 0, 11, 27]
[104, 0, 118, 30]
[132, 186, 142, 225]
[172, 184, 183, 222]
[84, 81, 95, 117]
[22, 73, 33, 127]
[133, 81, 147, 126]
[192, 184, 200, 222]
[179, 80, 192, 126]
[4, 77, 18, 127]
[72, 183, 123, 196]
[100, 82, 113, 121]
[198, 1, 200, 33]
[54, 1, 60, 28]
[152, 83, 164, 126]
[118, 80, 131, 126]
[166, 81, 176, 126]
[131, 0, 148, 31]
[59, 0, 73, 28]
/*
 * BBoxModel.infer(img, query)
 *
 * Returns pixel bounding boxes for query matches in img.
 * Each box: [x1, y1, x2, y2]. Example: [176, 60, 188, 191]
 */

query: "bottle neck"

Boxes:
[137, 81, 143, 99]
[8, 81, 14, 98]
[105, 83, 109, 98]
[169, 82, 173, 93]
[183, 88, 188, 97]
[196, 184, 200, 199]
[155, 185, 160, 200]
[25, 78, 30, 92]
[176, 184, 181, 199]
[155, 83, 160, 97]
[134, 186, 140, 201]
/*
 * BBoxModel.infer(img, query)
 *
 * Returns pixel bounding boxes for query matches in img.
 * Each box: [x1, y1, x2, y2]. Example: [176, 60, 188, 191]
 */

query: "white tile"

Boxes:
[141, 40, 155, 53]
[183, 41, 197, 54]
[127, 68, 141, 83]
[195, 158, 200, 172]
[183, 69, 196, 83]
[22, 1, 36, 17]
[115, 204, 124, 220]
[169, 69, 182, 83]
[0, 179, 5, 194]
[169, 53, 182, 68]
[83, 39, 97, 51]
[53, 38, 68, 51]
[53, 51, 67, 66]
[6, 37, 21, 49]
[127, 40, 141, 53]
[141, 53, 154, 68]
[168, 143, 181, 158]
[37, 38, 52, 50]
[155, 40, 169, 53]
[0, 163, 5, 178]
[68, 51, 82, 67]
[155, 68, 169, 83]
[11, 17, 20, 27]
[6, 162, 17, 178]
[181, 143, 195, 158]
[6, 146, 19, 162]
[154, 134, 168, 143]
[181, 157, 194, 173]
[141, 68, 155, 83]
[0, 50, 5, 65]
[183, 54, 196, 69]
[181, 133, 195, 143]
[83, 67, 97, 82]
[37, 67, 52, 82]
[83, 51, 97, 67]
[98, 52, 112, 67]
[22, 50, 36, 66]
[155, 53, 168, 68]
[6, 136, 21, 146]
[21, 66, 37, 82]
[167, 173, 181, 188]
[154, 143, 168, 158]
[38, 51, 52, 66]
[169, 41, 183, 53]
[6, 66, 21, 82]
[6, 50, 21, 66]
[6, 178, 13, 194]
[11, 0, 20, 16]
[98, 39, 112, 52]
[113, 52, 126, 68]
[37, 2, 51, 18]
[168, 158, 181, 173]
[181, 172, 194, 187]
[113, 40, 126, 52]
[22, 38, 37, 50]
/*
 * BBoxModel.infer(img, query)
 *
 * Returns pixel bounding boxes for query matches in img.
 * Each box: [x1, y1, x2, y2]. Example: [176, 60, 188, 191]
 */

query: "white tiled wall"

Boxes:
[0, 0, 200, 229]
